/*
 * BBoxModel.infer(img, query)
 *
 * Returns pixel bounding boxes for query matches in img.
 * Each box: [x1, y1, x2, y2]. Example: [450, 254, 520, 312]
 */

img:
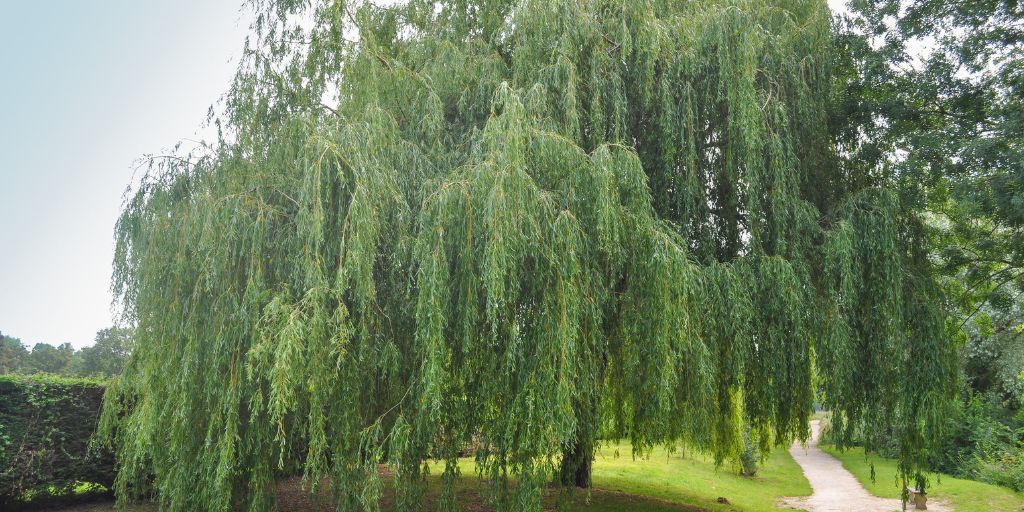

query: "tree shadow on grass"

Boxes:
[276, 475, 706, 512]
[40, 474, 706, 512]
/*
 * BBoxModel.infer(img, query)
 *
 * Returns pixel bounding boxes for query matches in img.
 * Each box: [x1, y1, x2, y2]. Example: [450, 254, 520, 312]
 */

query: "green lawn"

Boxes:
[588, 442, 811, 512]
[45, 443, 811, 512]
[820, 445, 1024, 512]
[408, 442, 811, 512]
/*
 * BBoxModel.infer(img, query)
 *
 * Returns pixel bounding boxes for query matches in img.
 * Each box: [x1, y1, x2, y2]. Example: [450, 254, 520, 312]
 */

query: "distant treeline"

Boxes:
[0, 327, 131, 378]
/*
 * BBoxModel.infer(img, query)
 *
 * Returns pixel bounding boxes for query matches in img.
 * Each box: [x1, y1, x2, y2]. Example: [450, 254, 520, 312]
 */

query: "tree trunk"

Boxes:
[559, 439, 593, 488]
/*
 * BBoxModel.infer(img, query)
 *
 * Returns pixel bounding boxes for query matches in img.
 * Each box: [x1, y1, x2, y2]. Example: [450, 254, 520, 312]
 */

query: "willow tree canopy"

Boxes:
[99, 0, 958, 510]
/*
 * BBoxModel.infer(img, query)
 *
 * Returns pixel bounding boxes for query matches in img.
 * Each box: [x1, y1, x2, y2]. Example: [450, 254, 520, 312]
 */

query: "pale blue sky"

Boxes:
[0, 1, 248, 348]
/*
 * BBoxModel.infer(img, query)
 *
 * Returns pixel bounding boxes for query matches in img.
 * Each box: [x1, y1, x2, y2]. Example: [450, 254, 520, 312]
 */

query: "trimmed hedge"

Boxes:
[0, 374, 114, 507]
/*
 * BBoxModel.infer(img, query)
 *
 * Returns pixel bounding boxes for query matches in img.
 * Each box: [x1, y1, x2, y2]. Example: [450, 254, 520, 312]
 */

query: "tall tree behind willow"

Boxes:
[98, 1, 958, 510]
[833, 0, 1023, 328]
[832, 0, 1022, 488]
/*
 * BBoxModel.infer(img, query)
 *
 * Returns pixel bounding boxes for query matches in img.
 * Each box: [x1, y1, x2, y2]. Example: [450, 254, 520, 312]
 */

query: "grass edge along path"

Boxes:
[820, 445, 1024, 512]
[589, 441, 811, 512]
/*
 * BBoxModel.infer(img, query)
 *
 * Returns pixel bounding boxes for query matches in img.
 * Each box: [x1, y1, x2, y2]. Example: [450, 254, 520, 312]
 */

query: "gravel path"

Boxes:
[780, 421, 948, 512]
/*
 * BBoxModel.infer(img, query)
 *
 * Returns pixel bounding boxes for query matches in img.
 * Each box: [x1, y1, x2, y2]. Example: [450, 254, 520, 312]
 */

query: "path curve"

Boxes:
[780, 421, 948, 512]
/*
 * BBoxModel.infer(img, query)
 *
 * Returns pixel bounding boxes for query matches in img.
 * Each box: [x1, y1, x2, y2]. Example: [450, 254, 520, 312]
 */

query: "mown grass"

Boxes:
[588, 441, 810, 512]
[820, 445, 1024, 512]
[44, 443, 811, 512]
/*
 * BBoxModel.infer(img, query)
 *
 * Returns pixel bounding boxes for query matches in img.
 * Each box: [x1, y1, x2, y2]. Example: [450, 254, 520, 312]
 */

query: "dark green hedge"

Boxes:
[0, 374, 114, 507]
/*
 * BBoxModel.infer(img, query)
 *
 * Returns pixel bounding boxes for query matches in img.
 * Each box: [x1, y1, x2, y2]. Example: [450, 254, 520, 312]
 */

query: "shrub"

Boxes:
[739, 430, 759, 477]
[0, 374, 113, 507]
[975, 447, 1024, 492]
[927, 392, 1024, 491]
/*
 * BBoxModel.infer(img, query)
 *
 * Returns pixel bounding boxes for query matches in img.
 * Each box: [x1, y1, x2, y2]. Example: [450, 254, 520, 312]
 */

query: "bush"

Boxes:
[738, 429, 759, 477]
[975, 448, 1024, 492]
[0, 374, 113, 507]
[926, 392, 1024, 491]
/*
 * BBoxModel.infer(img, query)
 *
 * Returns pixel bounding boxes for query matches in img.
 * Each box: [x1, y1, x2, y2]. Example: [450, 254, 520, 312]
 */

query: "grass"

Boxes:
[820, 445, 1024, 512]
[588, 441, 811, 512]
[40, 443, 811, 512]
[12, 481, 112, 510]
[394, 442, 811, 512]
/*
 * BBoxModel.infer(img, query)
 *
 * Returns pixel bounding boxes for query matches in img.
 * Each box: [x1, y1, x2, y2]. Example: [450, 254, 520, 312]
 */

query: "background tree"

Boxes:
[833, 0, 1024, 491]
[73, 327, 133, 377]
[23, 343, 74, 375]
[98, 1, 958, 511]
[0, 333, 28, 374]
[964, 309, 1024, 406]
[834, 0, 1023, 319]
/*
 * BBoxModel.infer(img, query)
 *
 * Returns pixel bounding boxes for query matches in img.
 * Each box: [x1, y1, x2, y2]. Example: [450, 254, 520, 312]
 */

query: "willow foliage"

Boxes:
[99, 1, 958, 510]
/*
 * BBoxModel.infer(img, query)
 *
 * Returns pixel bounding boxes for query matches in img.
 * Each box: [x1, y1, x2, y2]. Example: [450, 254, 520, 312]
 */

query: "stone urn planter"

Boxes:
[907, 488, 928, 510]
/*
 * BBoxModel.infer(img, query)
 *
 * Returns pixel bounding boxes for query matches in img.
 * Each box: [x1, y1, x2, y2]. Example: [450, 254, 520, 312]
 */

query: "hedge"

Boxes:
[0, 374, 114, 507]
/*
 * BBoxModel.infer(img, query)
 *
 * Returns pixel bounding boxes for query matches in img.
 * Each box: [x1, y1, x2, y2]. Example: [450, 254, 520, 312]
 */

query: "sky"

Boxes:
[0, 1, 249, 348]
[0, 0, 851, 349]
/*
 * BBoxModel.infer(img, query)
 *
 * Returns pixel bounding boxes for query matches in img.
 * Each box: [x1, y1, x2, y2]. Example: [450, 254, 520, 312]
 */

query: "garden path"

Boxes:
[780, 421, 949, 512]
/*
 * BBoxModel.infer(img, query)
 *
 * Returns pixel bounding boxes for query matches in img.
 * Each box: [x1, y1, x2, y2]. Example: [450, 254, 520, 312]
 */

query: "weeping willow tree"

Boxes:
[97, 0, 958, 510]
